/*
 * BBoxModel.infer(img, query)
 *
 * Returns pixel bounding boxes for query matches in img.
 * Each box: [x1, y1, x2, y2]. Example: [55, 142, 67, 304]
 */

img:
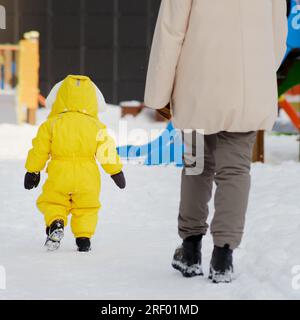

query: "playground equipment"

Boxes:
[278, 49, 300, 131]
[0, 31, 40, 125]
[117, 122, 184, 166]
[275, 0, 300, 160]
[277, 50, 300, 160]
[18, 31, 40, 125]
[255, 1, 300, 162]
[0, 44, 19, 123]
[278, 0, 300, 131]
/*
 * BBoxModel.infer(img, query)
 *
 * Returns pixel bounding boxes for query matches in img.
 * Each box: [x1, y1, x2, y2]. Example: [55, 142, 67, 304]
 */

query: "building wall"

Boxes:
[0, 0, 161, 104]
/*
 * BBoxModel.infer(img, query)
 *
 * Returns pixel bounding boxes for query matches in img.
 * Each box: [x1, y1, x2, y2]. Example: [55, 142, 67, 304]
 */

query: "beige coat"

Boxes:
[144, 0, 288, 134]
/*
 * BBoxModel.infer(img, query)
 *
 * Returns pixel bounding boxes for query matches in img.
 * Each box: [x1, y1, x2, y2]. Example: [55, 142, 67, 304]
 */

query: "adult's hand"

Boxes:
[157, 103, 172, 121]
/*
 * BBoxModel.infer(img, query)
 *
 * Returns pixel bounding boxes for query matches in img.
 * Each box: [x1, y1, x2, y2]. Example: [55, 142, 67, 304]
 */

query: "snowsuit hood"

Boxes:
[48, 75, 100, 119]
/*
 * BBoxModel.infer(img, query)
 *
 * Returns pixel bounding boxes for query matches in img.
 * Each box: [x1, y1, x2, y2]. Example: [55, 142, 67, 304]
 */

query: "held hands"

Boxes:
[111, 171, 126, 189]
[24, 172, 40, 190]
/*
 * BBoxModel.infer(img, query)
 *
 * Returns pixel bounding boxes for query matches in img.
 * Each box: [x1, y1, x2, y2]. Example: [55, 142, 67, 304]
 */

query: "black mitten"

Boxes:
[24, 172, 40, 190]
[111, 171, 126, 189]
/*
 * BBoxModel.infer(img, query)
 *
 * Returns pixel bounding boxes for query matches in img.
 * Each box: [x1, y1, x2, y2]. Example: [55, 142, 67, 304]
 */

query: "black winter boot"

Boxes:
[172, 235, 203, 277]
[209, 244, 234, 283]
[45, 220, 64, 251]
[76, 237, 91, 252]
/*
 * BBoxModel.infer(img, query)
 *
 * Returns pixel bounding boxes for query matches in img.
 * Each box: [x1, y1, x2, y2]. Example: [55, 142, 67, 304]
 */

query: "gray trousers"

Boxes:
[178, 131, 257, 249]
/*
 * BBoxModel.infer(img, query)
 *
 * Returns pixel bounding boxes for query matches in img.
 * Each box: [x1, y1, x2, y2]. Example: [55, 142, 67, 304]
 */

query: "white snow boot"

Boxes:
[45, 220, 64, 251]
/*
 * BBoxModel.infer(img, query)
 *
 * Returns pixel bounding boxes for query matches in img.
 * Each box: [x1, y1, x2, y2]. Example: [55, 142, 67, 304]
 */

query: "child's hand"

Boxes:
[111, 171, 126, 189]
[24, 172, 40, 190]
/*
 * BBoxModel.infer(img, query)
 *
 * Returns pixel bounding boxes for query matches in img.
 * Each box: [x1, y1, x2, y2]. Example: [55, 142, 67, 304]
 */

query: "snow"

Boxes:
[101, 105, 166, 146]
[265, 133, 299, 163]
[0, 105, 300, 300]
[273, 109, 299, 134]
[119, 100, 143, 108]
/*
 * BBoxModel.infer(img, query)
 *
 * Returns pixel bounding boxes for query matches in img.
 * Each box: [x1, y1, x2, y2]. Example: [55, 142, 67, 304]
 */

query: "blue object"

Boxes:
[0, 65, 4, 90]
[286, 0, 300, 54]
[117, 122, 184, 166]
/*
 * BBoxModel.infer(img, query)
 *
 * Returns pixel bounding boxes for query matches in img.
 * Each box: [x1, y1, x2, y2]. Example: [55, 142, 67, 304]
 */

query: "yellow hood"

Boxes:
[48, 75, 99, 119]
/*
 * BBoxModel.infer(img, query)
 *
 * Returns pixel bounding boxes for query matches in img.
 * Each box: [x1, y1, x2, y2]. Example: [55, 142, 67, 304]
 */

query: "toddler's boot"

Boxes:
[76, 237, 91, 252]
[45, 220, 64, 251]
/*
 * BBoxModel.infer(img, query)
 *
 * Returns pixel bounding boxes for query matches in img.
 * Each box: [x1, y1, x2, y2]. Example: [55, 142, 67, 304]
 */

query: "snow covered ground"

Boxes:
[0, 106, 299, 300]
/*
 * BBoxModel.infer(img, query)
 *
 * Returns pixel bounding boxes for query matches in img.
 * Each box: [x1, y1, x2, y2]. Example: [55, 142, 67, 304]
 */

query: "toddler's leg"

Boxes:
[37, 189, 70, 250]
[37, 190, 69, 228]
[70, 185, 101, 250]
[70, 207, 99, 239]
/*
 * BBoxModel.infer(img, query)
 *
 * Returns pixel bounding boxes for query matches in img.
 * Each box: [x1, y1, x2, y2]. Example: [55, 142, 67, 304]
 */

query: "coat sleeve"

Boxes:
[144, 0, 193, 109]
[95, 125, 123, 176]
[272, 0, 288, 70]
[25, 120, 52, 173]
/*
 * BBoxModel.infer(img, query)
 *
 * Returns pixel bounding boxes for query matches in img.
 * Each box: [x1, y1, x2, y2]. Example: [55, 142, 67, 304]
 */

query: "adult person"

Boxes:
[145, 0, 288, 283]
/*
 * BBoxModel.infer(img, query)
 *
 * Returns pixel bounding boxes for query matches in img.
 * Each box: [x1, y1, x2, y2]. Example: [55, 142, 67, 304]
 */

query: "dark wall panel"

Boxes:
[52, 0, 81, 15]
[119, 17, 148, 48]
[119, 49, 148, 81]
[19, 0, 48, 14]
[0, 14, 15, 43]
[85, 49, 113, 80]
[39, 49, 48, 82]
[118, 81, 145, 102]
[85, 16, 114, 48]
[119, 0, 148, 15]
[0, 0, 15, 14]
[52, 16, 81, 48]
[93, 80, 113, 103]
[0, 0, 162, 104]
[52, 49, 80, 81]
[150, 0, 161, 31]
[86, 0, 114, 14]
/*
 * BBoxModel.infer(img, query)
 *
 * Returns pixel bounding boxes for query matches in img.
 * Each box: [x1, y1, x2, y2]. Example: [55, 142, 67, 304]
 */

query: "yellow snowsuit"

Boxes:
[25, 75, 122, 238]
